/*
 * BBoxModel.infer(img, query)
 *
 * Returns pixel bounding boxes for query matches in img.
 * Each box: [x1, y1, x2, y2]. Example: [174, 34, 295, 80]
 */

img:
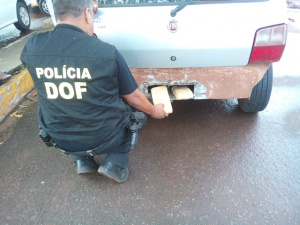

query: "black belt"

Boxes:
[56, 134, 118, 156]
[39, 128, 120, 156]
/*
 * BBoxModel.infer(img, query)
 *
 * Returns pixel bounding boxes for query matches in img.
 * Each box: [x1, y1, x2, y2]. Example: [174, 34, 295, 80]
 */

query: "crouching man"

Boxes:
[21, 0, 168, 183]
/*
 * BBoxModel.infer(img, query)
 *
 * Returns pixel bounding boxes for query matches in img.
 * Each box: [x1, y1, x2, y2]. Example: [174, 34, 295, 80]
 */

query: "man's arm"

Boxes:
[115, 49, 167, 119]
[122, 89, 168, 119]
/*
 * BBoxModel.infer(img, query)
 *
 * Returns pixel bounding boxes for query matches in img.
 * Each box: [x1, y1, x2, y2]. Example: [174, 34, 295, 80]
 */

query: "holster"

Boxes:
[39, 128, 55, 147]
[127, 111, 147, 149]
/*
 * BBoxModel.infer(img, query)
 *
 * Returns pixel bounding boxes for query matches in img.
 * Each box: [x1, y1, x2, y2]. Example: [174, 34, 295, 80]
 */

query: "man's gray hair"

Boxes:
[53, 0, 93, 21]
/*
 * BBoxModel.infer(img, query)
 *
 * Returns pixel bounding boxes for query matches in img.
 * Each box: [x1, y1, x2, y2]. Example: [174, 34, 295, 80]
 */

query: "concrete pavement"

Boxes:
[0, 17, 54, 73]
[0, 18, 54, 123]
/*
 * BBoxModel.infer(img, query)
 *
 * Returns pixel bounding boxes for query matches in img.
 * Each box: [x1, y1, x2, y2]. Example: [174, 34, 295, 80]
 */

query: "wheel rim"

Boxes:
[42, 1, 49, 14]
[20, 7, 30, 26]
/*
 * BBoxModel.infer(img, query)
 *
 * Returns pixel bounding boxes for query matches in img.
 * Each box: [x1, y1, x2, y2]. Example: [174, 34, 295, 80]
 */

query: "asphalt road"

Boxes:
[0, 73, 299, 225]
[0, 10, 300, 225]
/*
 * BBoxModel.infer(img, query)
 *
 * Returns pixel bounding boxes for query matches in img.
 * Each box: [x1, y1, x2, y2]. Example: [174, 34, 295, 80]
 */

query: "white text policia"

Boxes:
[35, 66, 92, 100]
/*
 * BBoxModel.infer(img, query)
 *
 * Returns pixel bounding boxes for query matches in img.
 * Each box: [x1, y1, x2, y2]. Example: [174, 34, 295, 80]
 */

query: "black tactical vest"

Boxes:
[21, 24, 131, 151]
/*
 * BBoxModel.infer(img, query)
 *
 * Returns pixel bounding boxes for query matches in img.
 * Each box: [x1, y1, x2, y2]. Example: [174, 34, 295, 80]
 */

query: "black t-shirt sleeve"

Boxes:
[116, 50, 138, 95]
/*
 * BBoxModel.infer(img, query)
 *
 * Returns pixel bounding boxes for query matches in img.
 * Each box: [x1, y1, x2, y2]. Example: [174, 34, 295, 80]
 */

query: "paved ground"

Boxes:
[0, 9, 53, 73]
[0, 65, 299, 225]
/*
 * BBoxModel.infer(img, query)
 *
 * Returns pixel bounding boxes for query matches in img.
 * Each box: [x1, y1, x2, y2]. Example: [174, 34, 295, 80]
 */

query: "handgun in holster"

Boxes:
[39, 128, 54, 147]
[127, 111, 147, 150]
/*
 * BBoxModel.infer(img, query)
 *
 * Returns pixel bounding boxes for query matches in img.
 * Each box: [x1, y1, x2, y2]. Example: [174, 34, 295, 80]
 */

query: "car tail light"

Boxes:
[249, 24, 287, 63]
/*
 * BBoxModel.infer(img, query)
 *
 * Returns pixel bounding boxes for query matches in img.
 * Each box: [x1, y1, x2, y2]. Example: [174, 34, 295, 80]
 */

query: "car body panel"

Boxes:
[94, 0, 287, 68]
[0, 0, 17, 29]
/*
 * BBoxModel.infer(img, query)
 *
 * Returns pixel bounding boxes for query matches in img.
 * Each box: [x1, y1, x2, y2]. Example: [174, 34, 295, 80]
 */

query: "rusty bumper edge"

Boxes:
[130, 62, 272, 100]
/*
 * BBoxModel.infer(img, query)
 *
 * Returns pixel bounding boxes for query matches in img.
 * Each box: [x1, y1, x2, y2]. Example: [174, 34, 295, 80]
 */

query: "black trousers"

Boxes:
[52, 127, 131, 168]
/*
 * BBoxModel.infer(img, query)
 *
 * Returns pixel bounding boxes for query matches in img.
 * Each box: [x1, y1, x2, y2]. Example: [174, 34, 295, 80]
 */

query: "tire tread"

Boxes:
[238, 65, 273, 112]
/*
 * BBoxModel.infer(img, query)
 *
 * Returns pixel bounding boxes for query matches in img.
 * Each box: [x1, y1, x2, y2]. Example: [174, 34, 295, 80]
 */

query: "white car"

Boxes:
[31, 0, 50, 16]
[93, 0, 288, 112]
[0, 0, 31, 31]
[50, 0, 288, 113]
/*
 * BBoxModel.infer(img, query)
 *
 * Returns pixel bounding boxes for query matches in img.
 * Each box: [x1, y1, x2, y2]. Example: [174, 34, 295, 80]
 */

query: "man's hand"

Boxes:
[151, 104, 168, 119]
[122, 89, 169, 120]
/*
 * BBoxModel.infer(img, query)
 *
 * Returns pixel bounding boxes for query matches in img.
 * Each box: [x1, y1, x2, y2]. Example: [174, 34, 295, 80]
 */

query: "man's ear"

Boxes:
[84, 8, 93, 24]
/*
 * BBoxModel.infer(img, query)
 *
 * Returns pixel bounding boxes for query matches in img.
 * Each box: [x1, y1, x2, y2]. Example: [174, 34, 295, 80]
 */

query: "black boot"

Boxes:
[98, 161, 129, 183]
[74, 156, 98, 175]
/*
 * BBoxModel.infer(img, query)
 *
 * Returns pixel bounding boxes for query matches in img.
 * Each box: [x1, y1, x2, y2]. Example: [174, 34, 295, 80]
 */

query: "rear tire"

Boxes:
[238, 65, 273, 112]
[39, 0, 50, 16]
[14, 2, 31, 31]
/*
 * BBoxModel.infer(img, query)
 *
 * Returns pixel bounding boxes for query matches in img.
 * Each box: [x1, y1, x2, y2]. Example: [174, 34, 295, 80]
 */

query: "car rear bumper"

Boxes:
[131, 62, 272, 100]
